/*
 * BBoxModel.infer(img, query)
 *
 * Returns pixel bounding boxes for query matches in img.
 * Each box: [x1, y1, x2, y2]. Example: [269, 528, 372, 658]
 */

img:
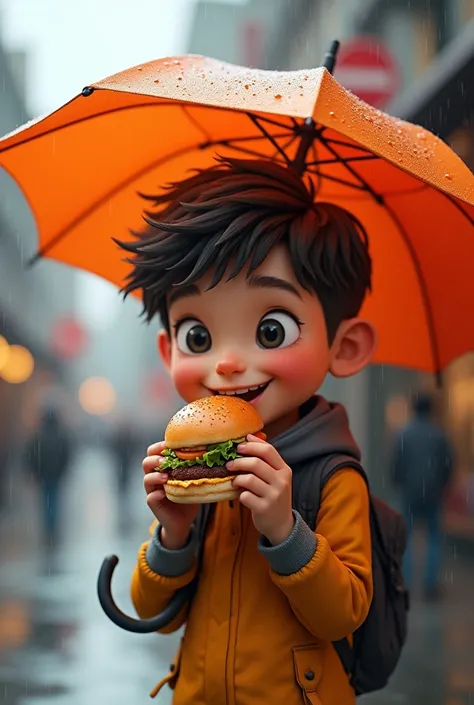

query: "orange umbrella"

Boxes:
[1, 44, 473, 379]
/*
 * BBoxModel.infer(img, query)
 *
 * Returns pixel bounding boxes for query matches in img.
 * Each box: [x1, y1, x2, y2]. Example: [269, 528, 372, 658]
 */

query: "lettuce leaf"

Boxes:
[161, 438, 245, 470]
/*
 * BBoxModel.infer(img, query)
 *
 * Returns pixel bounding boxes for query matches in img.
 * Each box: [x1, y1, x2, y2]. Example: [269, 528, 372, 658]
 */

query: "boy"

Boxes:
[120, 157, 377, 704]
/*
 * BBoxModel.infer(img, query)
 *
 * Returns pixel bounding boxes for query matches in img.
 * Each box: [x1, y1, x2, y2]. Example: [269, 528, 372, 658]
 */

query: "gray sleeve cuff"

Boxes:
[258, 510, 317, 576]
[145, 524, 198, 578]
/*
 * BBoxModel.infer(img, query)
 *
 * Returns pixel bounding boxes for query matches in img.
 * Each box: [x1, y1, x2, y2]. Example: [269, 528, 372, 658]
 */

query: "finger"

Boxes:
[144, 472, 169, 494]
[247, 433, 267, 443]
[143, 455, 166, 473]
[237, 440, 287, 471]
[232, 473, 268, 497]
[227, 456, 275, 484]
[146, 488, 166, 508]
[147, 441, 166, 456]
[238, 490, 266, 513]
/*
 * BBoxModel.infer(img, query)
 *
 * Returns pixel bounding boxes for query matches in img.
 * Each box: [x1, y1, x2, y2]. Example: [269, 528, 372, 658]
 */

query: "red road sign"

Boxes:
[334, 36, 401, 109]
[50, 317, 88, 359]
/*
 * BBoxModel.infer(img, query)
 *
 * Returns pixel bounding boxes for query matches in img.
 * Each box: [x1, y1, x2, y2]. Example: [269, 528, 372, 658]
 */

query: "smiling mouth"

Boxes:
[210, 381, 272, 403]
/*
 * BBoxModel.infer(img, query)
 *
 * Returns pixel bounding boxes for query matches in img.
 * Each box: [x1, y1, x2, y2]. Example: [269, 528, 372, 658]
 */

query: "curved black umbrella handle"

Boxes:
[97, 555, 193, 634]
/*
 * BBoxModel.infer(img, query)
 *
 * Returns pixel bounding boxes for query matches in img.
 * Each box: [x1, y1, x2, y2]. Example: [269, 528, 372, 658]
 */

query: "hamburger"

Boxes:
[161, 396, 265, 504]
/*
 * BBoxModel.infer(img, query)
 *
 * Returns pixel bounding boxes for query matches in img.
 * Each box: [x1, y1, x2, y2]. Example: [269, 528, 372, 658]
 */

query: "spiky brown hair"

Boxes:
[117, 157, 372, 343]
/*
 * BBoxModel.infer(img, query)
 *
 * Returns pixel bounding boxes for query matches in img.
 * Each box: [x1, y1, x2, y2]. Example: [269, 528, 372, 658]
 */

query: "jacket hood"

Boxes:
[272, 395, 361, 468]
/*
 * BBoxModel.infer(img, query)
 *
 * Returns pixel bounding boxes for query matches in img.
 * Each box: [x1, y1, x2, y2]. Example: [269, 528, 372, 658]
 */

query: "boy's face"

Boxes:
[159, 245, 336, 433]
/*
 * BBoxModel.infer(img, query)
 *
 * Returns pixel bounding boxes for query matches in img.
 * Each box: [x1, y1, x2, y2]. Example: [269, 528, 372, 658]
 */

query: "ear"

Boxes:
[157, 329, 172, 372]
[329, 318, 378, 379]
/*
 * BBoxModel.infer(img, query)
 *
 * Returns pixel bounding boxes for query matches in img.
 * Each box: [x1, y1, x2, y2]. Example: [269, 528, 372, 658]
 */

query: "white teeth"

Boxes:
[217, 384, 266, 396]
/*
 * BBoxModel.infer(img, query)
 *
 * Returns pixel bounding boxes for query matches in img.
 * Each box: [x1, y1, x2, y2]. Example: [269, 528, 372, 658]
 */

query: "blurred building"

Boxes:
[0, 24, 79, 506]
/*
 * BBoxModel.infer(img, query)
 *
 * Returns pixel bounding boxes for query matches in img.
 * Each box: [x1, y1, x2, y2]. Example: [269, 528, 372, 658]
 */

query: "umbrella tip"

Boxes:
[26, 251, 41, 268]
[322, 40, 340, 74]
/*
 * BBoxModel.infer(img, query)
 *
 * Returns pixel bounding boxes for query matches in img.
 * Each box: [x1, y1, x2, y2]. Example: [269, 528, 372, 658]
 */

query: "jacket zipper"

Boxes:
[224, 501, 243, 704]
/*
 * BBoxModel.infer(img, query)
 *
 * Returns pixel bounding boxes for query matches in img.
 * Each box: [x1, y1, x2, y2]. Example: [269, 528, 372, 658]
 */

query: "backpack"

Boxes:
[292, 454, 409, 696]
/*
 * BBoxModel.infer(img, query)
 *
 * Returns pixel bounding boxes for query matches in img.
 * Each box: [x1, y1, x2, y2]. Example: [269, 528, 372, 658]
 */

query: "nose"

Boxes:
[215, 354, 247, 377]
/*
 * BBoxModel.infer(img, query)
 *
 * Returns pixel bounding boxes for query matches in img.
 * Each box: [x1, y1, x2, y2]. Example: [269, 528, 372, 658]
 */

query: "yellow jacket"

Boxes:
[131, 467, 372, 705]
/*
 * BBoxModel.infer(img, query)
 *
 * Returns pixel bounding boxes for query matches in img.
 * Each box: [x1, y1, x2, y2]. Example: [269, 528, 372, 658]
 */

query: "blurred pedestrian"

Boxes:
[109, 419, 138, 531]
[391, 392, 453, 599]
[24, 404, 72, 548]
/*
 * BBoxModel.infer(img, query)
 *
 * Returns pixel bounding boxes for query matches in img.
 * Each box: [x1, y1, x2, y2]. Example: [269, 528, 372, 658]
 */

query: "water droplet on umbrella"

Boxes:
[178, 77, 183, 81]
[154, 79, 160, 84]
[274, 94, 282, 100]
[174, 60, 181, 65]
[445, 173, 453, 180]
[244, 85, 249, 90]
[137, 66, 143, 71]
[329, 111, 336, 117]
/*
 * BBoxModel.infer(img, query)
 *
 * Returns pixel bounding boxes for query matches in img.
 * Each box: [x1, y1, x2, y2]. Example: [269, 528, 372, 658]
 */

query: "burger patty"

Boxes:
[168, 465, 231, 481]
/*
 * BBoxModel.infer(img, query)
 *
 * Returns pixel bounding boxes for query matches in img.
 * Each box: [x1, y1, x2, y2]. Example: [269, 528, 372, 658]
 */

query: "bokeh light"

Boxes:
[78, 376, 117, 416]
[0, 344, 35, 384]
[0, 336, 11, 371]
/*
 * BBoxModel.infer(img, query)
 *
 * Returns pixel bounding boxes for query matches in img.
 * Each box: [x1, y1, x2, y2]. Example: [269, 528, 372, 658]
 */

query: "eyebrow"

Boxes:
[168, 284, 200, 308]
[248, 275, 302, 299]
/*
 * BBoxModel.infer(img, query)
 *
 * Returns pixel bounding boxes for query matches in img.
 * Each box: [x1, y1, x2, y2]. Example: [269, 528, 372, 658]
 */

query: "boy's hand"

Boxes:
[227, 435, 294, 546]
[143, 441, 199, 550]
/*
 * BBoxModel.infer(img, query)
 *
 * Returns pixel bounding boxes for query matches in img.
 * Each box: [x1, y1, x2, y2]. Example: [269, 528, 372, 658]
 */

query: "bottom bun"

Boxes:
[164, 477, 240, 504]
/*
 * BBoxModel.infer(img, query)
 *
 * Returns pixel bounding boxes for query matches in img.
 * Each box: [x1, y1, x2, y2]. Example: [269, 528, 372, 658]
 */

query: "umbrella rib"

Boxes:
[180, 106, 213, 143]
[270, 133, 298, 162]
[246, 114, 293, 165]
[27, 143, 196, 265]
[318, 133, 384, 204]
[249, 114, 298, 131]
[306, 155, 378, 166]
[211, 132, 290, 146]
[383, 201, 442, 383]
[322, 137, 376, 155]
[216, 142, 289, 161]
[441, 191, 474, 226]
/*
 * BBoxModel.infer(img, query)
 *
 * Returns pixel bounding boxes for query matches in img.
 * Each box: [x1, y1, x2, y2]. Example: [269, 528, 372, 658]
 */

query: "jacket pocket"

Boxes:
[150, 638, 182, 698]
[292, 645, 323, 705]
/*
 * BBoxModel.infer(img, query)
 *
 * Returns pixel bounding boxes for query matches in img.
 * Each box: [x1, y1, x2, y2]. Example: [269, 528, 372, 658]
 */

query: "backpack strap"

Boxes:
[292, 453, 366, 531]
[292, 454, 368, 680]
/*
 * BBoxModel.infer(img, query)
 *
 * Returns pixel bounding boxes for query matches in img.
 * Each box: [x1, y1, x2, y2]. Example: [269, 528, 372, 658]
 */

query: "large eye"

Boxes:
[176, 320, 212, 354]
[256, 311, 301, 349]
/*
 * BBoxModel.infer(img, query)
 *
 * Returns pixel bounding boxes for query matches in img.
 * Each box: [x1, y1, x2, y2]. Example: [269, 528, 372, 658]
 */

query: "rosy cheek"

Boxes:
[171, 355, 207, 398]
[261, 346, 326, 388]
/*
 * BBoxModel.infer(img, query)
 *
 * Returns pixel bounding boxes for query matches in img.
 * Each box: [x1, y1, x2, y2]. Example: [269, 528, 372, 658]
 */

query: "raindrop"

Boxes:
[397, 129, 402, 135]
[178, 77, 183, 81]
[154, 79, 160, 84]
[174, 60, 181, 65]
[274, 94, 282, 100]
[329, 111, 336, 118]
[444, 173, 453, 180]
[137, 66, 143, 71]
[244, 85, 249, 90]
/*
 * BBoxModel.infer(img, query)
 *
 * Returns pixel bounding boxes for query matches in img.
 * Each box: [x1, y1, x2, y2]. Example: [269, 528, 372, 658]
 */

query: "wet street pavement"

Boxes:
[1, 445, 474, 704]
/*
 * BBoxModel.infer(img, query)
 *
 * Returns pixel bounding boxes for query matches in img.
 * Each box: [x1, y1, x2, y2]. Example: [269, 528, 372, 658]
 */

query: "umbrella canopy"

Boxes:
[0, 53, 473, 377]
